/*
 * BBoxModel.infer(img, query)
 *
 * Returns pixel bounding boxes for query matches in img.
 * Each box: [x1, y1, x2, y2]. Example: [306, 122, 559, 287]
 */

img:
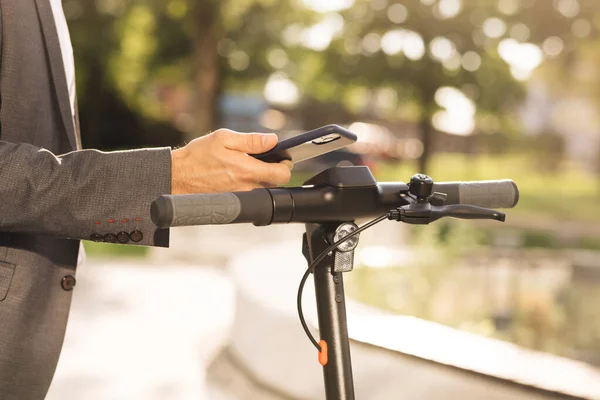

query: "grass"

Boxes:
[377, 153, 600, 224]
[287, 153, 600, 249]
[83, 241, 150, 258]
[289, 153, 600, 224]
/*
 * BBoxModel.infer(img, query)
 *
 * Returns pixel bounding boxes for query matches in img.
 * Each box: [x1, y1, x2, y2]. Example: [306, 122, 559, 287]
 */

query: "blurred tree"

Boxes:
[68, 0, 600, 162]
[289, 0, 600, 172]
[536, 38, 600, 177]
[292, 0, 521, 172]
[192, 0, 221, 137]
[68, 0, 316, 147]
[67, 0, 186, 149]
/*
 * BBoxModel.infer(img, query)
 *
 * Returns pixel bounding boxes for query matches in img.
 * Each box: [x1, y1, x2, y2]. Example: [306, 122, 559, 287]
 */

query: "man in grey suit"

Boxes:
[0, 0, 292, 398]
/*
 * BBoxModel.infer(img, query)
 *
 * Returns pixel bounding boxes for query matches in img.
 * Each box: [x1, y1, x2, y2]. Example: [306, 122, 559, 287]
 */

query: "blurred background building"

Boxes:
[47, 0, 600, 399]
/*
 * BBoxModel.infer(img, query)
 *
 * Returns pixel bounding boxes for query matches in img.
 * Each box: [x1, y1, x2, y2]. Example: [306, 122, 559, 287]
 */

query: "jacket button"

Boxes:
[90, 234, 104, 242]
[104, 233, 117, 243]
[61, 275, 76, 291]
[117, 231, 130, 244]
[130, 230, 143, 242]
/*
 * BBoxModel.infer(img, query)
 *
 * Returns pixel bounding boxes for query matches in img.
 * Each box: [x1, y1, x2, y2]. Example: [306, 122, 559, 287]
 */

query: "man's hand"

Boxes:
[170, 129, 293, 195]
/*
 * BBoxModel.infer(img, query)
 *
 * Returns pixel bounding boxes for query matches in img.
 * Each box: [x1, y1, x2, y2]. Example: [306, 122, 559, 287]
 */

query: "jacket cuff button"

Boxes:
[130, 230, 143, 242]
[90, 234, 104, 242]
[117, 231, 130, 244]
[61, 275, 76, 291]
[104, 233, 117, 243]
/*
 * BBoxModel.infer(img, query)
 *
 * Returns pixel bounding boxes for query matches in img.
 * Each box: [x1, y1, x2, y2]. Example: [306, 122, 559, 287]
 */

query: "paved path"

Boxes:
[45, 222, 408, 399]
[46, 261, 235, 400]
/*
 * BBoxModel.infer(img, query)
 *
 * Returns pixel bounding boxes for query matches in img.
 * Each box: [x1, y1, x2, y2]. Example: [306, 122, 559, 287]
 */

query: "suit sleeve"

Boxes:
[0, 141, 172, 247]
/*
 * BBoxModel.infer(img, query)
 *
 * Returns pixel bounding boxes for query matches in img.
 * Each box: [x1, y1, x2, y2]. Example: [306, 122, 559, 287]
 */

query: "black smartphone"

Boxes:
[252, 124, 357, 164]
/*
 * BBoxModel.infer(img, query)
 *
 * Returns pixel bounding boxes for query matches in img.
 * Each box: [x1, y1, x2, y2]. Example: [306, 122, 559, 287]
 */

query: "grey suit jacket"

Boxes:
[0, 1, 172, 398]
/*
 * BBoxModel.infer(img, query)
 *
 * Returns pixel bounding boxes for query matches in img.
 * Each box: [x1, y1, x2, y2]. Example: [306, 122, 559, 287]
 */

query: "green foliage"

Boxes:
[68, 0, 600, 153]
[84, 242, 149, 258]
[166, 0, 188, 20]
[313, 1, 526, 118]
[346, 220, 485, 321]
[69, 0, 320, 144]
[377, 153, 600, 223]
[561, 282, 600, 363]
[219, 0, 318, 84]
[289, 152, 600, 250]
[521, 230, 556, 248]
[346, 227, 600, 364]
[109, 5, 158, 116]
[580, 237, 600, 251]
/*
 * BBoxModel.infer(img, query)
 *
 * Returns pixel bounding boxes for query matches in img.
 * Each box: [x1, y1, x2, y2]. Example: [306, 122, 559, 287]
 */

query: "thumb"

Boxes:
[225, 132, 278, 154]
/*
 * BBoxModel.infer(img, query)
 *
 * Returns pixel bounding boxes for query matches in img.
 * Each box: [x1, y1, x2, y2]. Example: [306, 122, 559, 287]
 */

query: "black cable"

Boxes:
[297, 214, 391, 351]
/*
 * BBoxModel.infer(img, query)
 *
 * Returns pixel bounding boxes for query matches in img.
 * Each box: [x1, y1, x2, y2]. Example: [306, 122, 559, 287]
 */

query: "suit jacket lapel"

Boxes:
[34, 0, 79, 150]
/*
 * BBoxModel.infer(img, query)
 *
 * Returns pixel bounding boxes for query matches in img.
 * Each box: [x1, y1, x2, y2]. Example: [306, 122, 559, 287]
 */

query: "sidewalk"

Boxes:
[46, 260, 235, 400]
[45, 222, 407, 399]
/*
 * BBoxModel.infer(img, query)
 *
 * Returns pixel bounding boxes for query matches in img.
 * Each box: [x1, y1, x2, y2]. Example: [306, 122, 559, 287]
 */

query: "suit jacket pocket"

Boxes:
[0, 261, 16, 301]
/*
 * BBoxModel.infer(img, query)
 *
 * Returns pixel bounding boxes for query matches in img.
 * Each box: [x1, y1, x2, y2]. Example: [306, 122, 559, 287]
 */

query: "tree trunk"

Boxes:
[418, 113, 433, 175]
[597, 139, 600, 197]
[192, 0, 222, 141]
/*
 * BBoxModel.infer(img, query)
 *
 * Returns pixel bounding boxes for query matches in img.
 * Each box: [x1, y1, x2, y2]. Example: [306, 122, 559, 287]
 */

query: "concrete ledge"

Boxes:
[211, 240, 600, 400]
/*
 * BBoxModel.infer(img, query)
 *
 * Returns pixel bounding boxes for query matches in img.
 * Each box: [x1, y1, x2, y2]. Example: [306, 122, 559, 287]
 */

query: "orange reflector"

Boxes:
[318, 340, 328, 366]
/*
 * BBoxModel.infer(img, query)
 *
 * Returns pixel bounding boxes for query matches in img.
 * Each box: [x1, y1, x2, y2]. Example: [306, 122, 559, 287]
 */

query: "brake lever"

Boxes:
[388, 203, 505, 224]
[430, 204, 505, 222]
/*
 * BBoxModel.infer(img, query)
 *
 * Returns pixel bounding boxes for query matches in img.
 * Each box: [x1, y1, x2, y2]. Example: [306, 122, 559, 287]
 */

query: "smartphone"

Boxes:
[252, 124, 358, 164]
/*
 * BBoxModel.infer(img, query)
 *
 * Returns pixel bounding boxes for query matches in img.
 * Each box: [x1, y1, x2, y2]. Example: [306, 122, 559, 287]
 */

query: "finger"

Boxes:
[239, 155, 292, 185]
[236, 183, 264, 192]
[222, 132, 278, 154]
[260, 162, 292, 186]
[280, 160, 294, 171]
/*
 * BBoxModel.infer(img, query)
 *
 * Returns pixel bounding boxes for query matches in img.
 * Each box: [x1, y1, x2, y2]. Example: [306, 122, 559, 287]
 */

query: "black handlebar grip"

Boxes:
[433, 179, 519, 209]
[151, 189, 274, 228]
